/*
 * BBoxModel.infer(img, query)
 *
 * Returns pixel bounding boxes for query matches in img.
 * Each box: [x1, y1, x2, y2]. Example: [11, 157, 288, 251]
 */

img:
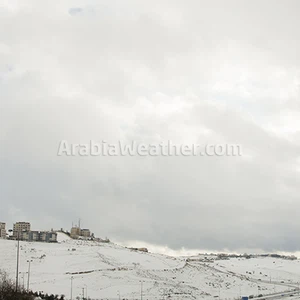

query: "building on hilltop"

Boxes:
[70, 225, 92, 239]
[70, 226, 81, 239]
[0, 222, 6, 239]
[69, 218, 95, 240]
[80, 228, 91, 238]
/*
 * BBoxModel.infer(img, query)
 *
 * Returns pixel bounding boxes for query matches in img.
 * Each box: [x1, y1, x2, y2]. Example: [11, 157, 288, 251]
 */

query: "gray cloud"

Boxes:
[0, 0, 299, 253]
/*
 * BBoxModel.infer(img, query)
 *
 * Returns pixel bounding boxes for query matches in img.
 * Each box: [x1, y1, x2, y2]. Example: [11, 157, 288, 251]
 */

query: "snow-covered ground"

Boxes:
[0, 233, 299, 300]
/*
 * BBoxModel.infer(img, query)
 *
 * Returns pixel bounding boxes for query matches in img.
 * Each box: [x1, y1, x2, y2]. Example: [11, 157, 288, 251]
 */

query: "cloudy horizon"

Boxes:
[0, 0, 299, 255]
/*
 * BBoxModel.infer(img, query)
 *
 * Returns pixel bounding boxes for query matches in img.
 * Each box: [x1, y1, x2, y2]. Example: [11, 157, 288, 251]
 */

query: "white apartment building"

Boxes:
[39, 231, 57, 242]
[15, 230, 57, 243]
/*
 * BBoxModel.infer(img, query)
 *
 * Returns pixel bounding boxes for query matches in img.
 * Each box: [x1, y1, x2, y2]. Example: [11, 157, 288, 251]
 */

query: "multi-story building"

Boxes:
[70, 226, 92, 239]
[6, 222, 56, 243]
[0, 222, 6, 239]
[18, 230, 57, 243]
[40, 231, 57, 242]
[80, 228, 91, 238]
[70, 226, 81, 239]
[13, 222, 31, 238]
[20, 231, 29, 241]
[28, 231, 39, 241]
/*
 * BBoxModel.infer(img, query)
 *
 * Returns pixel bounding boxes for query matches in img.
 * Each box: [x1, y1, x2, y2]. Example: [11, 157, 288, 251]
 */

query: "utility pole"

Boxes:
[82, 287, 84, 300]
[16, 231, 20, 292]
[27, 259, 33, 291]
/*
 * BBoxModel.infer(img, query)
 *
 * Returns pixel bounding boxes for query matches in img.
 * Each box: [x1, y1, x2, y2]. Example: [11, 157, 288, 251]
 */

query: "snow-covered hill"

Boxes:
[0, 234, 299, 300]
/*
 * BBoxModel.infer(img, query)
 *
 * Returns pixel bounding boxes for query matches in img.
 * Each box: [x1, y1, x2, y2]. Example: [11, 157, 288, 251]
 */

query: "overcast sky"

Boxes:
[0, 0, 299, 255]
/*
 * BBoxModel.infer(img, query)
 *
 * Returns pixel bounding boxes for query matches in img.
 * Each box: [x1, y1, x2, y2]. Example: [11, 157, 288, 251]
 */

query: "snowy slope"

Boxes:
[0, 235, 299, 300]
